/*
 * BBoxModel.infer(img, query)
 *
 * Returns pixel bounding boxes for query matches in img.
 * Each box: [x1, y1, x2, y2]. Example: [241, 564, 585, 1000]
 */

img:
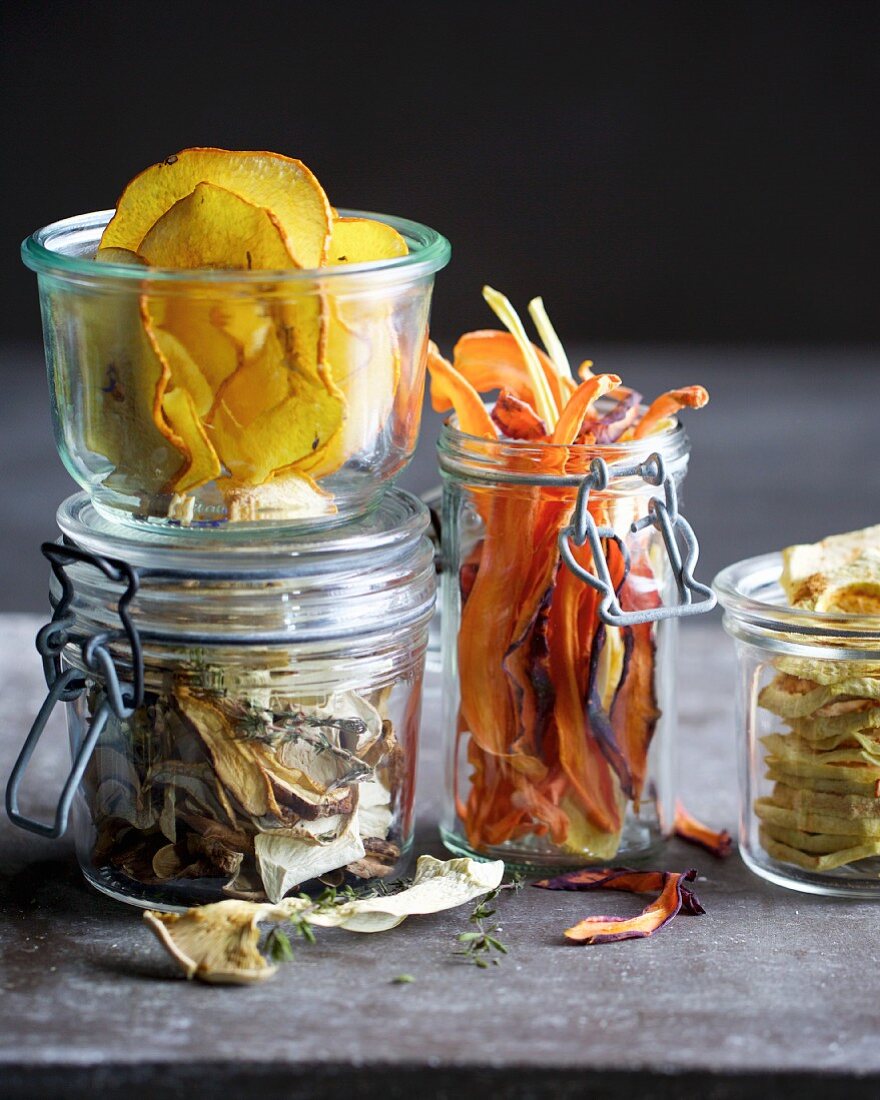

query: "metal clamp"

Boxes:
[558, 452, 717, 627]
[5, 543, 144, 839]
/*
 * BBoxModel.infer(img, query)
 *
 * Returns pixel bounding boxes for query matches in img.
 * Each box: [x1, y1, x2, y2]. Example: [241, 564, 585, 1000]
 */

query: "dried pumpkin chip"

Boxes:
[160, 387, 222, 493]
[100, 147, 332, 268]
[327, 216, 408, 264]
[138, 182, 297, 271]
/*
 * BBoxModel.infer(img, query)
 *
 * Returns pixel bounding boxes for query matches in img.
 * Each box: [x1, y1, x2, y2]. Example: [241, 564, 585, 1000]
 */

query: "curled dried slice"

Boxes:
[138, 182, 296, 270]
[144, 899, 286, 984]
[452, 330, 570, 414]
[491, 389, 547, 440]
[327, 216, 408, 263]
[673, 800, 733, 858]
[101, 147, 332, 268]
[533, 865, 705, 915]
[549, 374, 622, 446]
[633, 386, 709, 439]
[144, 856, 504, 984]
[426, 342, 496, 438]
[561, 869, 701, 944]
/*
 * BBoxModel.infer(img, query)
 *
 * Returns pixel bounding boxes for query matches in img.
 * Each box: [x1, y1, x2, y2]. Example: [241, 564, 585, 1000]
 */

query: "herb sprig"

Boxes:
[454, 872, 523, 969]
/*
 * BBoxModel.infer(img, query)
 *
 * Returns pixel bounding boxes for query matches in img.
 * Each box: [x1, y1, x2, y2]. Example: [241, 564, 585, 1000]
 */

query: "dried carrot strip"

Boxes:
[459, 488, 540, 760]
[426, 341, 496, 438]
[633, 386, 709, 439]
[533, 866, 705, 915]
[550, 374, 621, 446]
[562, 869, 699, 944]
[548, 555, 622, 834]
[452, 329, 569, 415]
[674, 801, 734, 858]
[609, 549, 662, 804]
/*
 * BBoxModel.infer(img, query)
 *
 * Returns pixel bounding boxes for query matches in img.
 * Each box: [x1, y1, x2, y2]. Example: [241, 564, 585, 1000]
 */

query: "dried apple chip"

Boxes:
[101, 148, 332, 268]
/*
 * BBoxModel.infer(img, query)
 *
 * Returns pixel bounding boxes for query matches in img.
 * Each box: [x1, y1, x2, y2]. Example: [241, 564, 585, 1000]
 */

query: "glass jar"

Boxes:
[715, 553, 880, 898]
[437, 416, 713, 870]
[7, 490, 435, 910]
[21, 209, 450, 529]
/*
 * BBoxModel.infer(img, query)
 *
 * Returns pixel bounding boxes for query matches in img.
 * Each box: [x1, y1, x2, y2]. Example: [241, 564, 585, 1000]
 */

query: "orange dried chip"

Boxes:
[674, 801, 734, 858]
[138, 182, 296, 271]
[100, 148, 332, 268]
[161, 386, 222, 493]
[327, 216, 408, 264]
[426, 342, 496, 439]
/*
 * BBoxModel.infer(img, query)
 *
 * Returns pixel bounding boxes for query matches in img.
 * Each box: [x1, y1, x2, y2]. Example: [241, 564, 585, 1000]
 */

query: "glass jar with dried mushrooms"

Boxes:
[49, 490, 435, 909]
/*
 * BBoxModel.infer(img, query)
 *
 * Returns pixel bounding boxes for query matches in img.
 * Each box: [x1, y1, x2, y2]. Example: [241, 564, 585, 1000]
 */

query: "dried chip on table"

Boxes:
[673, 800, 733, 858]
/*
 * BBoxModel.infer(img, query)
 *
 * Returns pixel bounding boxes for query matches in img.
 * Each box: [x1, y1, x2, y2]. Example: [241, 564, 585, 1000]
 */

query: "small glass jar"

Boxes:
[715, 554, 880, 898]
[9, 490, 435, 910]
[22, 209, 449, 529]
[437, 416, 706, 870]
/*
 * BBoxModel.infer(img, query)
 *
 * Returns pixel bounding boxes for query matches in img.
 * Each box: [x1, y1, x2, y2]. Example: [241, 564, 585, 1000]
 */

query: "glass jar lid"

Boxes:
[54, 490, 436, 645]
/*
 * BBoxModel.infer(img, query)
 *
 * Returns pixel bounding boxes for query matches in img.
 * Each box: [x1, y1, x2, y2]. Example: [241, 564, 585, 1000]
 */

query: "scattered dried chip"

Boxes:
[533, 865, 705, 915]
[144, 856, 505, 983]
[673, 800, 733, 858]
[560, 869, 701, 945]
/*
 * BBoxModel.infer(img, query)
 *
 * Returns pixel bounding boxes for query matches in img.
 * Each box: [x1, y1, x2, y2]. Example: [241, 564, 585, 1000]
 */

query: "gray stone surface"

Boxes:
[2, 339, 878, 612]
[1, 615, 879, 1099]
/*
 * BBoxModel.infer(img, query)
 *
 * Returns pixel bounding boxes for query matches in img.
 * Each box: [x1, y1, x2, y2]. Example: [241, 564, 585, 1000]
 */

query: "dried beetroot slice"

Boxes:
[562, 870, 697, 945]
[533, 866, 704, 915]
[674, 800, 733, 858]
[578, 389, 642, 444]
[491, 388, 548, 440]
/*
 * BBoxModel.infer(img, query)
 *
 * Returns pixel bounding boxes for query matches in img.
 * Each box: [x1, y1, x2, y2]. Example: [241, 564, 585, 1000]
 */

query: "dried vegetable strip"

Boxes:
[434, 288, 709, 859]
[533, 865, 706, 915]
[532, 867, 703, 944]
[673, 801, 734, 858]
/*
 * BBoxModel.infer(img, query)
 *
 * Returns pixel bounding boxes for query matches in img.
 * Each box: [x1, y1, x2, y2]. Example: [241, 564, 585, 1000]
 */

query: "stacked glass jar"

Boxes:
[7, 209, 450, 909]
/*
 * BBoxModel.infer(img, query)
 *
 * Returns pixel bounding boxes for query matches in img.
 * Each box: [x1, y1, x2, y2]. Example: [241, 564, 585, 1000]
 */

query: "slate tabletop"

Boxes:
[1, 614, 878, 1099]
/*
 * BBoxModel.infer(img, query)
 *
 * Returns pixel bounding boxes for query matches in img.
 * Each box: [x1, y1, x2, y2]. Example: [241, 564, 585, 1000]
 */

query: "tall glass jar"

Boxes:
[715, 553, 880, 898]
[437, 417, 706, 870]
[21, 209, 449, 529]
[7, 490, 435, 911]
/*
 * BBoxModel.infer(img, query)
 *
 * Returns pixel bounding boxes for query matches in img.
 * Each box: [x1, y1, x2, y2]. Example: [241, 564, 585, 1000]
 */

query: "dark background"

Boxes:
[1, 0, 878, 611]
[2, 0, 879, 345]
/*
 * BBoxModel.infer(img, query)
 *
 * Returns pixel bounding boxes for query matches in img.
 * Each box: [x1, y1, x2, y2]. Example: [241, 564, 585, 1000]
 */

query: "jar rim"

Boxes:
[437, 410, 690, 486]
[53, 490, 437, 646]
[22, 208, 451, 286]
[57, 490, 428, 574]
[714, 551, 880, 641]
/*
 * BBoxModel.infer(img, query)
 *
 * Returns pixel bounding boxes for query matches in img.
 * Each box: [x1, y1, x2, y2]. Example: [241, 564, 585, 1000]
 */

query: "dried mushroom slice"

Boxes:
[255, 815, 366, 903]
[144, 899, 288, 984]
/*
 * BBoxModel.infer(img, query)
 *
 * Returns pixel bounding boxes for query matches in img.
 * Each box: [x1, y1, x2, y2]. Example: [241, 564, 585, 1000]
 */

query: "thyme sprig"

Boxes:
[453, 872, 523, 969]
